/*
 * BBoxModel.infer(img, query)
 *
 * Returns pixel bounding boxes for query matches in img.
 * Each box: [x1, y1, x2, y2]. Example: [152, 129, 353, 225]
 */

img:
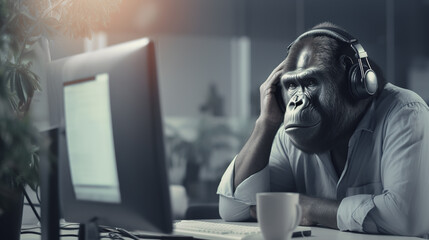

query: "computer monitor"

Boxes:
[51, 38, 172, 238]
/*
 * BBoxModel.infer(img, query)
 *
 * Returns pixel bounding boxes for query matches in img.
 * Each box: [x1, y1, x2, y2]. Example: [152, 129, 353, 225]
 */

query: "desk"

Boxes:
[20, 225, 422, 240]
[308, 227, 420, 240]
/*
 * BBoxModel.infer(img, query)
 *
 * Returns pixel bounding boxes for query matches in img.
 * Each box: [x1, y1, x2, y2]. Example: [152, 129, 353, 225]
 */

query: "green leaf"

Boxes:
[23, 65, 41, 91]
[20, 71, 33, 101]
[7, 96, 19, 112]
[15, 71, 26, 104]
[6, 68, 16, 93]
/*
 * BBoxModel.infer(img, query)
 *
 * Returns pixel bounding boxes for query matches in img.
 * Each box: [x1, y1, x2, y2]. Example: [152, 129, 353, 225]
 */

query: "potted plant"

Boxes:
[0, 73, 39, 239]
[0, 0, 120, 238]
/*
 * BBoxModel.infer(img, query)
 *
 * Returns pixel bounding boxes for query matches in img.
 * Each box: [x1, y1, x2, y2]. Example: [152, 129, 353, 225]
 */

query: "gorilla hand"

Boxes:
[258, 60, 286, 129]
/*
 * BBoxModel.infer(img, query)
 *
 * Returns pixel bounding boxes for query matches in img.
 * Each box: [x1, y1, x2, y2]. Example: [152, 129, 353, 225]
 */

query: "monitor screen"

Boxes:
[51, 38, 172, 235]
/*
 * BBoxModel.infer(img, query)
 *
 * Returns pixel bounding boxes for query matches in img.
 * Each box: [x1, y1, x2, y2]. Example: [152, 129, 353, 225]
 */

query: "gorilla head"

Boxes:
[279, 23, 385, 153]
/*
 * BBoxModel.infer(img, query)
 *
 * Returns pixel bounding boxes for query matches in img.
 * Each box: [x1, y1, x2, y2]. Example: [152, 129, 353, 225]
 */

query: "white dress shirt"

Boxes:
[217, 83, 429, 237]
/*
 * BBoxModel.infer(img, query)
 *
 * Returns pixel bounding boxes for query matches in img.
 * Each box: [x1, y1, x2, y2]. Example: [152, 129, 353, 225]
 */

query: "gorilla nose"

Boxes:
[288, 94, 309, 110]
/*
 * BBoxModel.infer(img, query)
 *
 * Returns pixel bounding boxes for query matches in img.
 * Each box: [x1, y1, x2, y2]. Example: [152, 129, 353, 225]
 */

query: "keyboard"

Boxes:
[173, 220, 311, 240]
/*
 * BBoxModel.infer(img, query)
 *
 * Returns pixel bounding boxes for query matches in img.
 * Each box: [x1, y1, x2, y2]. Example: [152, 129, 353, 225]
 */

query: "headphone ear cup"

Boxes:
[363, 68, 378, 96]
[348, 63, 378, 99]
[348, 64, 362, 99]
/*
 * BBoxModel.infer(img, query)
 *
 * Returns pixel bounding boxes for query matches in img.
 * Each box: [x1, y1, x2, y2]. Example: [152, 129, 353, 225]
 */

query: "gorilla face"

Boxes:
[280, 37, 367, 153]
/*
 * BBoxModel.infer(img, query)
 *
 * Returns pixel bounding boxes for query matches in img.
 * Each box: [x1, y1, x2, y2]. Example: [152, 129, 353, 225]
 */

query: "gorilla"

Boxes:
[279, 26, 384, 154]
[218, 22, 429, 237]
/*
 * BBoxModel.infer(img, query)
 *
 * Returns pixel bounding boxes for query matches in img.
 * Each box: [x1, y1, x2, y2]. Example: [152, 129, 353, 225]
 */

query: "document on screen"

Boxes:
[63, 73, 121, 203]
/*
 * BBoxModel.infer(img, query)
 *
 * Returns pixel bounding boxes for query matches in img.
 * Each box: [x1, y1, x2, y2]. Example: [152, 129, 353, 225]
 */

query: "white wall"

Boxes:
[156, 36, 234, 118]
[409, 58, 429, 104]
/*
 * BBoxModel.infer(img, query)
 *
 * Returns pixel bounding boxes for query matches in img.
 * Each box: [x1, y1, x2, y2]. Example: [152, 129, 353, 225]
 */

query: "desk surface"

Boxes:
[308, 226, 420, 240]
[21, 224, 422, 240]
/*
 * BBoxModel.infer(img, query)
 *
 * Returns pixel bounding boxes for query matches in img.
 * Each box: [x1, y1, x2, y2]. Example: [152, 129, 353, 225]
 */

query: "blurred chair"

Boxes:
[170, 185, 188, 219]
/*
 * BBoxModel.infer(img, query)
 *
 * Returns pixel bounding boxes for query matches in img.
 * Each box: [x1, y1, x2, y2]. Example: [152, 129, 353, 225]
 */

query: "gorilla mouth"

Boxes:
[284, 121, 321, 131]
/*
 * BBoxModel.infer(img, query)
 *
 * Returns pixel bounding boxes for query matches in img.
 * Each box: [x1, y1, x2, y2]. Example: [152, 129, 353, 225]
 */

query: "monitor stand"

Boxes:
[79, 220, 100, 240]
[40, 128, 60, 240]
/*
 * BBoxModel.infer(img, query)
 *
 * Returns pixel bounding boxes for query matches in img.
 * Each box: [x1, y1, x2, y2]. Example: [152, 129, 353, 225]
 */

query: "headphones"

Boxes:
[287, 26, 378, 100]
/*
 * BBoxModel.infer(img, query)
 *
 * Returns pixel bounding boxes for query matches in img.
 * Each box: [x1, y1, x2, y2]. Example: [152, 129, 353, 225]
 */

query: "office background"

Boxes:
[45, 0, 429, 205]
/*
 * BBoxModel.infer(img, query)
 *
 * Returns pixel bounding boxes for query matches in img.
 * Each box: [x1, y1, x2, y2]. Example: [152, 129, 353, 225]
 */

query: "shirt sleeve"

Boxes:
[217, 156, 270, 221]
[337, 102, 429, 236]
[217, 128, 296, 221]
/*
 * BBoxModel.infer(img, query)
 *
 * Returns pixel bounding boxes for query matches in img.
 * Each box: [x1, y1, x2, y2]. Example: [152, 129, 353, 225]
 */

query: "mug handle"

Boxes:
[291, 204, 302, 230]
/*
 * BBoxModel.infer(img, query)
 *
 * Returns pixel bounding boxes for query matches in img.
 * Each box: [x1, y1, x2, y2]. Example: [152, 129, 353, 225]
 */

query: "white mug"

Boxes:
[256, 192, 302, 240]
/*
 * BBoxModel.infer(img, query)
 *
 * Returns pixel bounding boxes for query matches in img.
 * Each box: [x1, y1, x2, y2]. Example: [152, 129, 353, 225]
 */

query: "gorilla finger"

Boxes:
[259, 83, 275, 95]
[269, 59, 287, 77]
[266, 70, 283, 87]
[264, 86, 277, 95]
[261, 65, 284, 92]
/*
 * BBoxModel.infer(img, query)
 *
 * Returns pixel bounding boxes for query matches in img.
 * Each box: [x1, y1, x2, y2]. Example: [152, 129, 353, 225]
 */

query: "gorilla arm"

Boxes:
[218, 61, 287, 221]
[234, 119, 278, 190]
[299, 194, 340, 229]
[233, 61, 285, 189]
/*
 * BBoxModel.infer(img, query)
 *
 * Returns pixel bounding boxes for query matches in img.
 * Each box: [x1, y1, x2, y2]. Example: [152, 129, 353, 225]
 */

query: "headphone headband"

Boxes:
[297, 27, 357, 43]
[287, 27, 368, 59]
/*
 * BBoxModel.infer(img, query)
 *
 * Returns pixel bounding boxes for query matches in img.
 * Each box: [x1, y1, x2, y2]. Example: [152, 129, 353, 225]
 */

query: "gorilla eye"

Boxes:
[308, 79, 316, 86]
[286, 82, 297, 90]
